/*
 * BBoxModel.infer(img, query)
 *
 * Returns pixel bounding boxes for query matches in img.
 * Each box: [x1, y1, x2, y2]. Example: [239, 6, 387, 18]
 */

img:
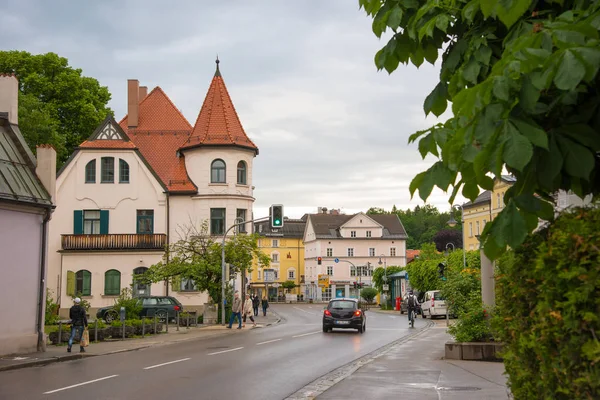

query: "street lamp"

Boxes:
[447, 204, 466, 268]
[221, 217, 245, 326]
[445, 242, 455, 255]
[378, 255, 388, 307]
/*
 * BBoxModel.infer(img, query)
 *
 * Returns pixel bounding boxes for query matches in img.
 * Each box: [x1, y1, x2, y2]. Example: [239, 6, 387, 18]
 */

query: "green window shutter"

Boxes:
[104, 270, 120, 295]
[100, 210, 109, 234]
[73, 211, 83, 234]
[83, 270, 91, 296]
[66, 271, 75, 296]
[172, 276, 182, 292]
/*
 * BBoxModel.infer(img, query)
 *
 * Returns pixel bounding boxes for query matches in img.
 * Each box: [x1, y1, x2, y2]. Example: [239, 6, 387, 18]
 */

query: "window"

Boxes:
[237, 161, 247, 184]
[288, 269, 295, 279]
[347, 248, 354, 257]
[133, 267, 150, 296]
[272, 239, 279, 247]
[101, 157, 114, 183]
[350, 230, 356, 238]
[104, 270, 121, 295]
[497, 193, 501, 208]
[236, 209, 247, 233]
[350, 265, 356, 276]
[84, 210, 101, 234]
[366, 230, 371, 238]
[390, 247, 396, 257]
[369, 248, 375, 257]
[326, 248, 333, 257]
[85, 160, 96, 183]
[476, 221, 480, 235]
[211, 159, 226, 183]
[323, 287, 332, 302]
[180, 278, 198, 292]
[137, 210, 154, 234]
[327, 266, 333, 276]
[119, 159, 129, 183]
[469, 222, 473, 237]
[257, 270, 261, 279]
[272, 253, 279, 262]
[501, 192, 505, 207]
[75, 270, 91, 296]
[210, 208, 225, 235]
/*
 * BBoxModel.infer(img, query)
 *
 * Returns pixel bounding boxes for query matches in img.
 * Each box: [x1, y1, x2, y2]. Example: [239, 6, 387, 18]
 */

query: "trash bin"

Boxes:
[395, 297, 401, 311]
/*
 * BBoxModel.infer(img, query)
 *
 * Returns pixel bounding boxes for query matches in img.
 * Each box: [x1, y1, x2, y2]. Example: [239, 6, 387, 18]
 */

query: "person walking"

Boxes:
[227, 291, 242, 329]
[261, 296, 269, 317]
[243, 293, 257, 328]
[68, 298, 88, 353]
[252, 294, 260, 317]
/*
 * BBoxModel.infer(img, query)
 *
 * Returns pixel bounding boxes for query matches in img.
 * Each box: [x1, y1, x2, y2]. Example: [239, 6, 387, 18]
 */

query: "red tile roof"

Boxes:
[119, 87, 192, 132]
[182, 66, 258, 153]
[79, 140, 137, 149]
[406, 249, 421, 263]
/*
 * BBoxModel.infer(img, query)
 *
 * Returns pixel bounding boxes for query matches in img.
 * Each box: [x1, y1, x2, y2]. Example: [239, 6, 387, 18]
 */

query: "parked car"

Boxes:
[420, 290, 447, 319]
[96, 296, 183, 323]
[399, 295, 422, 315]
[323, 298, 366, 333]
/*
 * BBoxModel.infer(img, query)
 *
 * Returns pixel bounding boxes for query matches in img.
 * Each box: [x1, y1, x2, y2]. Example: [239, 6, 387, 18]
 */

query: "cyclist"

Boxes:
[406, 290, 419, 325]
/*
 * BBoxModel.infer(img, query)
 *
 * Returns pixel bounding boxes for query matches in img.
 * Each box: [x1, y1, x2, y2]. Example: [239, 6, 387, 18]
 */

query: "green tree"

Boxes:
[360, 0, 600, 259]
[405, 243, 444, 292]
[281, 280, 297, 293]
[372, 265, 403, 292]
[0, 51, 112, 165]
[137, 222, 270, 306]
[360, 287, 379, 304]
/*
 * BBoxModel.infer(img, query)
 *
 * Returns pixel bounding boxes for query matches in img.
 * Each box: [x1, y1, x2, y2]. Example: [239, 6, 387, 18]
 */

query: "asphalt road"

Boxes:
[0, 304, 426, 400]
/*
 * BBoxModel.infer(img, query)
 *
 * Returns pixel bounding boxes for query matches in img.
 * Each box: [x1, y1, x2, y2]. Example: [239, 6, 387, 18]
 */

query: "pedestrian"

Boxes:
[227, 291, 242, 329]
[252, 294, 260, 316]
[261, 296, 269, 317]
[68, 297, 88, 353]
[243, 293, 257, 327]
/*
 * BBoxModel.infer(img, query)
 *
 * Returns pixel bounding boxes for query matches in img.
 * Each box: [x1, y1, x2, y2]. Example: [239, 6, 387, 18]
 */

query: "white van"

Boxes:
[420, 290, 447, 318]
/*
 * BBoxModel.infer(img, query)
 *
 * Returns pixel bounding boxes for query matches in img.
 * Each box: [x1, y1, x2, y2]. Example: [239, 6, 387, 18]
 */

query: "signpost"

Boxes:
[382, 284, 389, 291]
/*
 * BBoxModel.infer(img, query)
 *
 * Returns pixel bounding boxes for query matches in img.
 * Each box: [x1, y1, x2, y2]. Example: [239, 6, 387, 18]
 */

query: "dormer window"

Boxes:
[85, 160, 96, 183]
[351, 231, 356, 238]
[211, 159, 226, 183]
[366, 230, 372, 238]
[237, 160, 247, 185]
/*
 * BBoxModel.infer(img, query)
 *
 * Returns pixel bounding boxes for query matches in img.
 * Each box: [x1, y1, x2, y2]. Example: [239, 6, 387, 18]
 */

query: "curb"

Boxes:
[0, 353, 95, 373]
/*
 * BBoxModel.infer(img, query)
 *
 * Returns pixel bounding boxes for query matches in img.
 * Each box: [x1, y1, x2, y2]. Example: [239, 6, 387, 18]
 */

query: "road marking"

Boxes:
[388, 315, 397, 319]
[293, 306, 318, 315]
[256, 338, 282, 346]
[43, 375, 118, 394]
[293, 331, 321, 338]
[143, 358, 191, 370]
[207, 347, 243, 356]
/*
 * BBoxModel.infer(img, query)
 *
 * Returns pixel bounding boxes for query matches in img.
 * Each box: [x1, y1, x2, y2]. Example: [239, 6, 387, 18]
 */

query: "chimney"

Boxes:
[127, 79, 139, 128]
[36, 144, 57, 202]
[0, 74, 19, 125]
[138, 86, 148, 101]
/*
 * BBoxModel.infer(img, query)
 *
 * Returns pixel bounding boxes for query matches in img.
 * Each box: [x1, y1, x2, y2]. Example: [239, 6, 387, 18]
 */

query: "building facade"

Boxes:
[303, 210, 408, 302]
[47, 62, 259, 315]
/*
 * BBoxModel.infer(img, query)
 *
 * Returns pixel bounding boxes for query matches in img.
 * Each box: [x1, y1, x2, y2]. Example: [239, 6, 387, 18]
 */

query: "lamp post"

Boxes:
[378, 255, 387, 307]
[221, 217, 245, 326]
[447, 204, 466, 268]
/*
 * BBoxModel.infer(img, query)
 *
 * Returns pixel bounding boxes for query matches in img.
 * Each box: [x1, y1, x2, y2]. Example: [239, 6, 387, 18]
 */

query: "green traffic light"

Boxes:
[274, 219, 281, 225]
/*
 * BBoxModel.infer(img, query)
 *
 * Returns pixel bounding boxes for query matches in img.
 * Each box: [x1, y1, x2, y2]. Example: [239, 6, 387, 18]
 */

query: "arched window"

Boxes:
[133, 267, 150, 296]
[237, 160, 247, 184]
[119, 159, 129, 183]
[211, 159, 226, 183]
[75, 270, 91, 296]
[85, 160, 96, 183]
[104, 269, 121, 295]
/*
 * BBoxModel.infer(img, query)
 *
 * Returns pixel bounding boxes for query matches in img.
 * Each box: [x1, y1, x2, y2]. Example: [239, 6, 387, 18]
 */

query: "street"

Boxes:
[0, 304, 426, 400]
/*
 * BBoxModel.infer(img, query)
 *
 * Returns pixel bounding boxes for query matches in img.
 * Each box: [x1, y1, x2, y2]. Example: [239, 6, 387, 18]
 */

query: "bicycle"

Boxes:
[409, 308, 415, 328]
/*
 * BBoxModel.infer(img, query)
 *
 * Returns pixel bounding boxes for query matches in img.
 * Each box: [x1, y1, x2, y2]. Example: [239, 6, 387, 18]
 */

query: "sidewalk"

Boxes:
[0, 310, 281, 372]
[317, 318, 509, 399]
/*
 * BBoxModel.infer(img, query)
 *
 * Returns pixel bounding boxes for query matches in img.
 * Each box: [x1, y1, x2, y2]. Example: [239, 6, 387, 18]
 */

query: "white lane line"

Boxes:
[293, 306, 318, 315]
[143, 358, 191, 370]
[207, 347, 243, 356]
[292, 331, 321, 338]
[43, 375, 118, 394]
[256, 338, 282, 346]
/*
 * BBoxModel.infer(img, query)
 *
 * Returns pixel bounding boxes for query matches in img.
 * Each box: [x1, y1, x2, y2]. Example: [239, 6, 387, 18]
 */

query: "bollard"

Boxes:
[58, 321, 62, 345]
[142, 318, 145, 337]
[176, 311, 180, 332]
[165, 314, 169, 333]
[187, 314, 190, 330]
[122, 320, 125, 340]
[154, 315, 157, 334]
[446, 307, 449, 327]
[95, 319, 98, 343]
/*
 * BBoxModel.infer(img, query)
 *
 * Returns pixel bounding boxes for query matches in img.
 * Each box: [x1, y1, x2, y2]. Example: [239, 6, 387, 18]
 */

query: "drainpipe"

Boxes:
[165, 192, 170, 296]
[37, 207, 52, 352]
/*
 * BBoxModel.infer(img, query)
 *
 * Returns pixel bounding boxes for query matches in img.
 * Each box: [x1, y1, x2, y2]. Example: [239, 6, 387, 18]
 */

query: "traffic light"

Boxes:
[270, 204, 284, 228]
[317, 257, 322, 265]
[438, 262, 446, 280]
[353, 282, 357, 289]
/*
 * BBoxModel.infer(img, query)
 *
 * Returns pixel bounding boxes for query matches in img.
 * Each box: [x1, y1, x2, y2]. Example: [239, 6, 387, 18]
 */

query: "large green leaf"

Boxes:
[462, 0, 481, 23]
[493, 76, 511, 101]
[519, 76, 541, 113]
[556, 135, 596, 180]
[496, 0, 533, 29]
[387, 6, 403, 30]
[418, 132, 439, 158]
[463, 59, 481, 84]
[554, 50, 586, 90]
[498, 201, 528, 249]
[423, 82, 448, 117]
[537, 134, 563, 190]
[503, 122, 533, 171]
[511, 118, 548, 149]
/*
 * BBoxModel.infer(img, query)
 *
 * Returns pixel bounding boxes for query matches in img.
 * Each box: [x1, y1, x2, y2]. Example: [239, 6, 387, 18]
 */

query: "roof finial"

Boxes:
[215, 55, 221, 77]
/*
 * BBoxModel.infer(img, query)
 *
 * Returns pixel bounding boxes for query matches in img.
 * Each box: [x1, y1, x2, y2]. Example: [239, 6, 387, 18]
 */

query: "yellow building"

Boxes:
[462, 175, 515, 250]
[250, 217, 306, 301]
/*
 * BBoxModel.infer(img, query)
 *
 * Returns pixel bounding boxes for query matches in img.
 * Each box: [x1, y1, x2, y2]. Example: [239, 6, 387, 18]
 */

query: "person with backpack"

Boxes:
[406, 290, 419, 325]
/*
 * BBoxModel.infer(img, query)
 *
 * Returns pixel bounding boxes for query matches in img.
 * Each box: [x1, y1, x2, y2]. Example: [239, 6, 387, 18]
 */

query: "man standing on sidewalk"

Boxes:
[68, 298, 87, 353]
[227, 291, 242, 329]
[252, 294, 260, 316]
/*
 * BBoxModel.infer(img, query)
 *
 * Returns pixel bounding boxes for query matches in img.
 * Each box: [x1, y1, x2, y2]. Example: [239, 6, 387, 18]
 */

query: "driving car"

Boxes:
[323, 298, 366, 333]
[96, 295, 183, 323]
[420, 290, 447, 319]
[399, 295, 422, 315]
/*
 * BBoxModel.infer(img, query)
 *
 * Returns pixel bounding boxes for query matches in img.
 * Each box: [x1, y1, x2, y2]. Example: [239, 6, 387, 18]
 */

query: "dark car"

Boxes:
[96, 296, 183, 323]
[323, 298, 366, 333]
[400, 295, 422, 315]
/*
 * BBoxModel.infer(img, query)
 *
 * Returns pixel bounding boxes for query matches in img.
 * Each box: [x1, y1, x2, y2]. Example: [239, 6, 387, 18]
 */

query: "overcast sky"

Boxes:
[2, 0, 464, 219]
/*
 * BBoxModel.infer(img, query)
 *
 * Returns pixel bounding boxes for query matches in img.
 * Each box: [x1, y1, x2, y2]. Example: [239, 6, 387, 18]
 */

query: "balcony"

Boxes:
[61, 234, 167, 251]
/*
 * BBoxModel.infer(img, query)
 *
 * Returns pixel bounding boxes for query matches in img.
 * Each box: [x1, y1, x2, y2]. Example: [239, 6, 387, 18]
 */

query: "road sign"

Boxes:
[334, 258, 339, 263]
[405, 272, 409, 281]
[272, 282, 280, 288]
[383, 284, 389, 291]
[318, 274, 330, 287]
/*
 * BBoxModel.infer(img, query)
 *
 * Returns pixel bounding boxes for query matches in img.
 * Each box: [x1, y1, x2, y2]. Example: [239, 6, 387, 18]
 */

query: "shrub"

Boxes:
[360, 287, 378, 304]
[111, 288, 142, 319]
[493, 206, 600, 399]
[45, 289, 60, 325]
[447, 293, 493, 342]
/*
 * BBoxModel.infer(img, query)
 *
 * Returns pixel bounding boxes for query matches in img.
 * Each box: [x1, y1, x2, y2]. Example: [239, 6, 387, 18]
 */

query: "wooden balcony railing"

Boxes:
[61, 234, 167, 251]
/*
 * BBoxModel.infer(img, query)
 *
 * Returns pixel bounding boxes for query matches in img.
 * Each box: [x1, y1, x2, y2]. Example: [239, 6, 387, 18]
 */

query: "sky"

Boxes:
[1, 0, 464, 219]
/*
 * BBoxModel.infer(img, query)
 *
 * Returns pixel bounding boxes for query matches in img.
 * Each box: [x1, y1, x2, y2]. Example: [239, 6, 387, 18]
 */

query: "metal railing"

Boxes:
[61, 234, 167, 251]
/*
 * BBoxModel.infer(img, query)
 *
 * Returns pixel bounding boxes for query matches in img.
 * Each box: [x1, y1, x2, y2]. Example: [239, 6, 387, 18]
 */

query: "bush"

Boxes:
[493, 206, 600, 399]
[45, 289, 60, 325]
[447, 293, 493, 342]
[111, 288, 142, 319]
[360, 287, 378, 304]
